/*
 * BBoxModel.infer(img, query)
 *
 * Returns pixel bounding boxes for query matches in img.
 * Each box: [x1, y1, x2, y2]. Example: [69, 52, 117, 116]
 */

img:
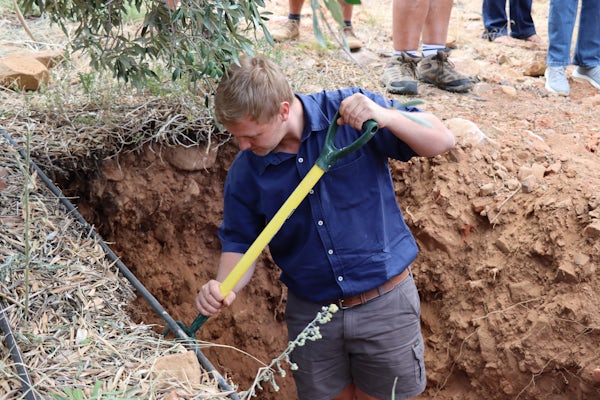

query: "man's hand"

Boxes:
[195, 279, 237, 316]
[337, 93, 387, 131]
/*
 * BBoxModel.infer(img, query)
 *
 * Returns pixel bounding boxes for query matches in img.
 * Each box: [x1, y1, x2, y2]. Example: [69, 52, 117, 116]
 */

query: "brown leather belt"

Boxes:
[332, 268, 410, 310]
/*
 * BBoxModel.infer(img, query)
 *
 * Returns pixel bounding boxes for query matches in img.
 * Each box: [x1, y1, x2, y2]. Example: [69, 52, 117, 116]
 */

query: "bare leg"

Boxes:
[392, 0, 430, 51]
[340, 0, 354, 22]
[289, 0, 305, 15]
[422, 0, 453, 46]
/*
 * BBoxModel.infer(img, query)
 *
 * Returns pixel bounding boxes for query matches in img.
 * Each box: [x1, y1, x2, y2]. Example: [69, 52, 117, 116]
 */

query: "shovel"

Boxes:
[180, 112, 379, 336]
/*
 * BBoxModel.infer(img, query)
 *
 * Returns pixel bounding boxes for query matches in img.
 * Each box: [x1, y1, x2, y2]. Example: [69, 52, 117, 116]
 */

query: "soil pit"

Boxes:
[64, 134, 600, 400]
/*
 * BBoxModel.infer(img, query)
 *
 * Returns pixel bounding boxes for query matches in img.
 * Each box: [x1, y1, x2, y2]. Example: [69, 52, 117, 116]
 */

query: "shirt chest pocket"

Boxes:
[320, 152, 377, 209]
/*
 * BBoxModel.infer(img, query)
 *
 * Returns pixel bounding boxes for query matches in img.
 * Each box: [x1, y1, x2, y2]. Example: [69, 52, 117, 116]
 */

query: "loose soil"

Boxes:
[6, 0, 600, 398]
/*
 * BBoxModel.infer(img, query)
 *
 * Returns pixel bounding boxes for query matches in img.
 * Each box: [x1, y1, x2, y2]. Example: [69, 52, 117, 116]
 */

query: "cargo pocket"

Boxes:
[412, 336, 426, 385]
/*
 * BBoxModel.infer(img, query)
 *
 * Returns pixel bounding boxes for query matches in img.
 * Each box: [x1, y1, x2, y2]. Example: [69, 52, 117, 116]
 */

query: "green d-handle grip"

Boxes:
[182, 113, 379, 337]
[316, 111, 379, 171]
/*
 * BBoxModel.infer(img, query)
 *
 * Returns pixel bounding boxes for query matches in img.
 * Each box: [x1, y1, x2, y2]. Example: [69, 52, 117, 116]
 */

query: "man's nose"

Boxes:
[237, 138, 251, 151]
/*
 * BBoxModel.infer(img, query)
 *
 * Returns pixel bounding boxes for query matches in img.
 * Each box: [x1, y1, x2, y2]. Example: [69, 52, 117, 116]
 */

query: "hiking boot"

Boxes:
[271, 19, 300, 42]
[417, 50, 473, 93]
[572, 66, 600, 90]
[342, 26, 362, 51]
[381, 52, 420, 95]
[544, 66, 569, 96]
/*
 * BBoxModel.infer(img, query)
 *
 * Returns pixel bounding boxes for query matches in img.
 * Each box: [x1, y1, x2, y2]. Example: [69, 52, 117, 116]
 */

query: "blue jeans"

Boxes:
[482, 0, 536, 40]
[546, 0, 600, 68]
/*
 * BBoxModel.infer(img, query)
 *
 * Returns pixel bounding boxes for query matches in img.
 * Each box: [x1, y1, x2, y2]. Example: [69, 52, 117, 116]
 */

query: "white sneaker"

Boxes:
[572, 66, 600, 90]
[544, 66, 569, 96]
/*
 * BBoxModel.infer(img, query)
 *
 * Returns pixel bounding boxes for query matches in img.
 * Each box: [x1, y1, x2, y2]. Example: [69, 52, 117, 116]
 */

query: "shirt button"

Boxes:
[298, 157, 304, 163]
[328, 249, 334, 255]
[317, 220, 324, 226]
[309, 189, 314, 195]
[337, 276, 343, 282]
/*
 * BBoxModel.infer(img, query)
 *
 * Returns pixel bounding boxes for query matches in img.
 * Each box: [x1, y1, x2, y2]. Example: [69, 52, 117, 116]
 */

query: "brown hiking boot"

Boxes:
[417, 50, 473, 93]
[381, 52, 420, 95]
[342, 26, 362, 51]
[270, 19, 300, 42]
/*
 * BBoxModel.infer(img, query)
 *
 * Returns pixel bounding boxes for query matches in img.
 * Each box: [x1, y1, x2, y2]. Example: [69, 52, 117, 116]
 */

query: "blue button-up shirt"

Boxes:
[219, 87, 420, 302]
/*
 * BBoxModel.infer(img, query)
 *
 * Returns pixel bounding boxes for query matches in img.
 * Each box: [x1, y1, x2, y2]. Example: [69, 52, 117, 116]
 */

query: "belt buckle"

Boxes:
[337, 298, 352, 310]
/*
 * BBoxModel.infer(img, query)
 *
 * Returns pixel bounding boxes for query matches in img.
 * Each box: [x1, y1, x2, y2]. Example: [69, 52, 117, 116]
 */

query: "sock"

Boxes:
[394, 50, 420, 58]
[344, 20, 352, 27]
[422, 44, 446, 57]
[288, 13, 300, 21]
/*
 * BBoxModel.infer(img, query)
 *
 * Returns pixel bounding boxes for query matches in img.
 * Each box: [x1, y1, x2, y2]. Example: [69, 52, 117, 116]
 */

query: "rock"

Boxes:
[555, 261, 578, 284]
[573, 253, 590, 266]
[582, 221, 600, 239]
[500, 85, 517, 96]
[530, 163, 546, 179]
[523, 60, 546, 77]
[165, 144, 218, 172]
[445, 118, 488, 146]
[505, 178, 520, 190]
[0, 53, 49, 90]
[151, 350, 202, 385]
[494, 237, 511, 254]
[31, 50, 64, 68]
[517, 165, 534, 180]
[520, 175, 538, 193]
[508, 281, 541, 302]
[479, 182, 496, 196]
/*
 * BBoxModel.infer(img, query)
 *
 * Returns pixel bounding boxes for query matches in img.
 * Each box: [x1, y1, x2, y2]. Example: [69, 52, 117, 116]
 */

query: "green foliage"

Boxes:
[50, 381, 138, 400]
[15, 0, 361, 90]
[19, 0, 273, 88]
[51, 381, 103, 400]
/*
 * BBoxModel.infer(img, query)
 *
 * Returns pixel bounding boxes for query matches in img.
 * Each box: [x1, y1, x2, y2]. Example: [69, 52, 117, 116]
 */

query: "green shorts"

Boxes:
[285, 272, 426, 400]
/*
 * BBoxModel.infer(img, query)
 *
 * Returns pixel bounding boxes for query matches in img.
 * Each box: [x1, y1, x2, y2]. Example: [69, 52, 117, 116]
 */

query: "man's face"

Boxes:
[225, 114, 285, 157]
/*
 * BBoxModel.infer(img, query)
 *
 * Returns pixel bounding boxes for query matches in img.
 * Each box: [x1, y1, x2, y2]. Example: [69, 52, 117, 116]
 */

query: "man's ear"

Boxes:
[279, 101, 291, 121]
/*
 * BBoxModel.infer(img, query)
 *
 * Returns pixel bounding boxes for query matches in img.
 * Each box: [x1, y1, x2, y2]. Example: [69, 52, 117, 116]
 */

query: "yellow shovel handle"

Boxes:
[219, 164, 325, 295]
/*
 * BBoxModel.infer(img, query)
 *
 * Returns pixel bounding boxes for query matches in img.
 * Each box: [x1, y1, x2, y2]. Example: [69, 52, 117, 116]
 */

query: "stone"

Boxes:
[151, 350, 202, 385]
[445, 118, 489, 146]
[165, 144, 218, 172]
[0, 53, 49, 90]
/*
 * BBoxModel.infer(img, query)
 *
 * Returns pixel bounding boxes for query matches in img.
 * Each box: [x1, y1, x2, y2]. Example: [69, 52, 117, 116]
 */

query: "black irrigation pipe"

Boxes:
[1, 129, 240, 400]
[0, 300, 37, 400]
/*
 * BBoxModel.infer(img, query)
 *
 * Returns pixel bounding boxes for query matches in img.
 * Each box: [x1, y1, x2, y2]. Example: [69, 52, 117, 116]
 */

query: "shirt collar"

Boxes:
[243, 93, 332, 175]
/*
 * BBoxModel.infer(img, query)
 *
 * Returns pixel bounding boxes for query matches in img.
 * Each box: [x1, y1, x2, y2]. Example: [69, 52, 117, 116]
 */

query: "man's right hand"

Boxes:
[195, 279, 237, 316]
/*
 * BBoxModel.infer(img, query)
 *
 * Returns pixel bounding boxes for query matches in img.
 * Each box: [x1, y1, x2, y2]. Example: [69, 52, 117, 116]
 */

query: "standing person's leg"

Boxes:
[271, 0, 305, 42]
[382, 0, 430, 95]
[544, 0, 577, 95]
[339, 0, 363, 51]
[417, 0, 473, 93]
[508, 0, 539, 42]
[482, 0, 509, 41]
[571, 0, 600, 89]
[546, 0, 576, 67]
[391, 0, 429, 52]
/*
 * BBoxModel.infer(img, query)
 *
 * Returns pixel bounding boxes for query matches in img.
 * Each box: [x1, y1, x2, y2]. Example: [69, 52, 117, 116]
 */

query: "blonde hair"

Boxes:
[214, 55, 295, 126]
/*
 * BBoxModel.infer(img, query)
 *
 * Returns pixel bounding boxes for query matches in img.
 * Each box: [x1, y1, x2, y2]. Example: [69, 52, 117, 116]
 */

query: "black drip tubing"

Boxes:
[0, 300, 37, 400]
